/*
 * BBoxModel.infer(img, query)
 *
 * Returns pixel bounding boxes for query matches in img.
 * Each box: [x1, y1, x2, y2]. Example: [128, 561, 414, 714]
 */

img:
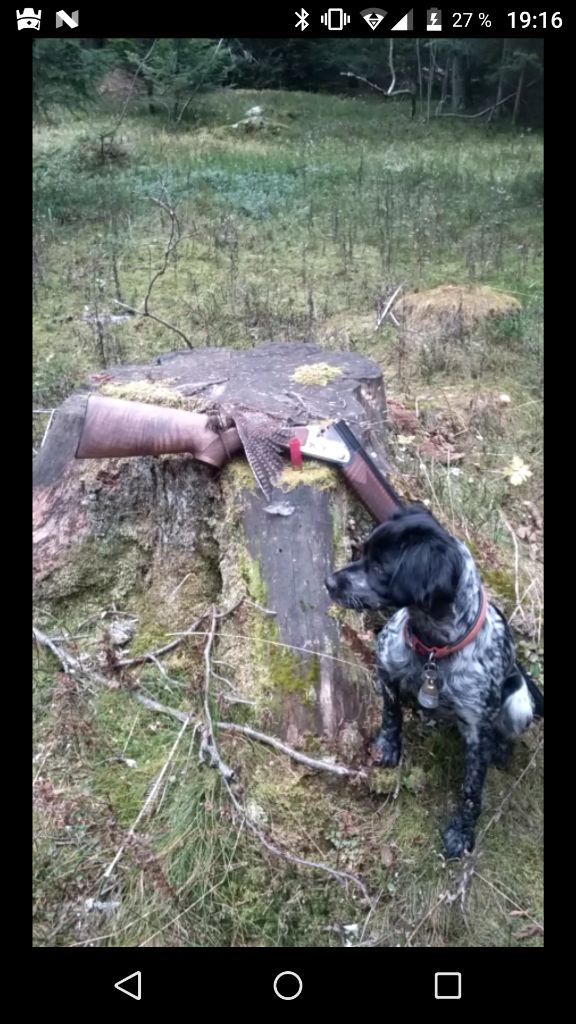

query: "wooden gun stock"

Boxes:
[75, 395, 242, 467]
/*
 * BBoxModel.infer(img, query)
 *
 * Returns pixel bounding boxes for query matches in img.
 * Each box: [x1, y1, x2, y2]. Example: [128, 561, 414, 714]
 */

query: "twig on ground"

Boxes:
[217, 721, 367, 780]
[198, 606, 235, 780]
[134, 695, 364, 781]
[476, 736, 543, 846]
[220, 765, 372, 904]
[192, 605, 373, 903]
[117, 612, 208, 668]
[117, 598, 245, 668]
[166, 628, 372, 677]
[441, 735, 544, 912]
[102, 711, 194, 880]
[33, 626, 106, 685]
[405, 892, 447, 945]
[474, 871, 543, 932]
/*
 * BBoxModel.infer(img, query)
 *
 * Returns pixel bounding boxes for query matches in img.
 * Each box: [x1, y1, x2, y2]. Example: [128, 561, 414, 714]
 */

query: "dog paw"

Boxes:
[442, 818, 475, 860]
[491, 739, 513, 769]
[372, 730, 401, 768]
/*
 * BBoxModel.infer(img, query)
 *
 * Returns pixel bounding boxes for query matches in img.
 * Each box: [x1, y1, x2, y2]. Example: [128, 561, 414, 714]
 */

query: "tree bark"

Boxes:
[33, 343, 391, 757]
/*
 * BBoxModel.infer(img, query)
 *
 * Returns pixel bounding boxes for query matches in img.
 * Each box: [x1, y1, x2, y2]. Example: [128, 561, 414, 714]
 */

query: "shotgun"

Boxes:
[75, 395, 404, 523]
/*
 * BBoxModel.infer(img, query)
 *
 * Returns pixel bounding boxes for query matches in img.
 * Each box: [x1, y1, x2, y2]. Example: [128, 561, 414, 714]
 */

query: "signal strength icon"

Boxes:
[360, 8, 386, 30]
[391, 9, 414, 30]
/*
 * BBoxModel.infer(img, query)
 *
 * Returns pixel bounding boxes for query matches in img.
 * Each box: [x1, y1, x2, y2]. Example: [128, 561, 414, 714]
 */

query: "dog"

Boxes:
[325, 505, 543, 859]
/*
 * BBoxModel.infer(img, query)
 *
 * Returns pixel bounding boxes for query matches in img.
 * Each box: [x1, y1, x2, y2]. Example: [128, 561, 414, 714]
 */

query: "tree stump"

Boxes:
[33, 343, 391, 755]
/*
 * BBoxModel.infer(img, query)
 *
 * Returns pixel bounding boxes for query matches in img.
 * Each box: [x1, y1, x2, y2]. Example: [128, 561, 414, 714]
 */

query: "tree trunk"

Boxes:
[512, 63, 526, 124]
[451, 52, 466, 112]
[489, 40, 508, 122]
[33, 343, 392, 758]
[416, 39, 423, 117]
[426, 42, 435, 122]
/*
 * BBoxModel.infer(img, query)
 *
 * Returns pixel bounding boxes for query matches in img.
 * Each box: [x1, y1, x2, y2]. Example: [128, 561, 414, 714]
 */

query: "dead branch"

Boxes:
[438, 82, 537, 119]
[217, 721, 367, 780]
[110, 192, 193, 349]
[117, 598, 244, 668]
[144, 196, 183, 313]
[340, 71, 413, 100]
[33, 626, 107, 686]
[134, 695, 364, 781]
[198, 606, 235, 780]
[33, 626, 80, 676]
[376, 285, 403, 329]
[117, 612, 208, 668]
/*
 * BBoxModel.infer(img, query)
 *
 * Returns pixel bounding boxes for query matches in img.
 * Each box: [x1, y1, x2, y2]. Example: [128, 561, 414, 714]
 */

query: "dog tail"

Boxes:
[518, 661, 544, 719]
[490, 600, 544, 720]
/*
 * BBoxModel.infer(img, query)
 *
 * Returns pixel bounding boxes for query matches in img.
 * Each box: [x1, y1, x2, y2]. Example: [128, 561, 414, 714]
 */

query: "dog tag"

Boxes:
[418, 664, 440, 710]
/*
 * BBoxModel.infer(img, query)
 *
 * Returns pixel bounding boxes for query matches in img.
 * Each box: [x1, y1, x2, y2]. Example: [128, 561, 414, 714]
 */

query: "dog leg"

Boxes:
[491, 732, 513, 768]
[372, 671, 402, 767]
[442, 724, 490, 859]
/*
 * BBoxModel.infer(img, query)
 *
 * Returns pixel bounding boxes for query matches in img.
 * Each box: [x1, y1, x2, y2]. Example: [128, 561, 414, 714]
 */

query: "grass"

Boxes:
[33, 88, 543, 947]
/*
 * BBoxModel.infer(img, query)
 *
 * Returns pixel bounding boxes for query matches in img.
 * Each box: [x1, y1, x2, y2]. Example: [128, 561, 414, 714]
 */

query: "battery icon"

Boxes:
[426, 7, 442, 30]
[320, 8, 351, 30]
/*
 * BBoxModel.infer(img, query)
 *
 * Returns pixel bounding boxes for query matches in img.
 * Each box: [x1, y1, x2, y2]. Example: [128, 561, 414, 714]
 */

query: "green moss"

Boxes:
[128, 624, 170, 657]
[482, 567, 517, 608]
[238, 549, 268, 606]
[35, 536, 147, 613]
[100, 380, 188, 407]
[291, 363, 343, 386]
[278, 462, 338, 491]
[267, 644, 319, 703]
[91, 690, 178, 825]
[222, 459, 257, 494]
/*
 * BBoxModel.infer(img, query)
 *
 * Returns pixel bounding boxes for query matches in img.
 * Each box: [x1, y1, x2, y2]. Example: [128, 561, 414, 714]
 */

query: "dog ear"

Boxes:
[385, 522, 462, 613]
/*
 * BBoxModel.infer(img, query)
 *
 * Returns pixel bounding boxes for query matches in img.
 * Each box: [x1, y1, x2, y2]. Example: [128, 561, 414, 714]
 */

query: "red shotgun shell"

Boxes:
[289, 437, 303, 468]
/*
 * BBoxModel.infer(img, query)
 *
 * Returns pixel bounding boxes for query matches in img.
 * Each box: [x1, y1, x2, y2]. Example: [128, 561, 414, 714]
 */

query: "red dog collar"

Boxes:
[404, 587, 488, 660]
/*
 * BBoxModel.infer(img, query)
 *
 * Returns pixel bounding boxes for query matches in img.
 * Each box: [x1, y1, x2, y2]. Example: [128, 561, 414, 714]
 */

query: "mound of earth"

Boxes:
[396, 285, 521, 334]
[97, 69, 147, 103]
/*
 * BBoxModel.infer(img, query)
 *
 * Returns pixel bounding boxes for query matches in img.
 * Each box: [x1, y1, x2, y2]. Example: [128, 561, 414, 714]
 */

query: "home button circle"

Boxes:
[273, 971, 303, 1000]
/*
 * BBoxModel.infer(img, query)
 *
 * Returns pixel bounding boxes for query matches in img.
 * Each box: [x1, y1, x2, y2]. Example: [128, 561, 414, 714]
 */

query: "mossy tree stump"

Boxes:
[33, 343, 391, 756]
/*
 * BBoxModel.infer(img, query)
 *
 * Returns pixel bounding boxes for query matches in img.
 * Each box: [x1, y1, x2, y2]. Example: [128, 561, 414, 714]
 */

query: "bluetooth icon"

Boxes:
[295, 8, 309, 30]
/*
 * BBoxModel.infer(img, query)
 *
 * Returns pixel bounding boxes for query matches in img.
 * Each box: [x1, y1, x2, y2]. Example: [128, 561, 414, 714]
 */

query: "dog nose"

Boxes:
[325, 573, 338, 594]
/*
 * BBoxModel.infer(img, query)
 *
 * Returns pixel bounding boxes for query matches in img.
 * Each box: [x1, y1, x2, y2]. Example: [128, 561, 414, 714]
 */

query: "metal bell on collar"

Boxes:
[418, 661, 440, 710]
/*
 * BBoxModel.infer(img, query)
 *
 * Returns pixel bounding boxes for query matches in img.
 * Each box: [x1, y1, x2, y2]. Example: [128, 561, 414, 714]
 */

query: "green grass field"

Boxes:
[33, 88, 543, 947]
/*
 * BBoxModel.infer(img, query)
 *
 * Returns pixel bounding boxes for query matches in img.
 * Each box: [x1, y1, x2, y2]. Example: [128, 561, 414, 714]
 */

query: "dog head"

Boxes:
[325, 506, 463, 614]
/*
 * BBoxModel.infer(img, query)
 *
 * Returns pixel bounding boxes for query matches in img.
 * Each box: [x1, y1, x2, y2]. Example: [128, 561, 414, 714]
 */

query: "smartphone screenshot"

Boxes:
[31, 3, 546, 1006]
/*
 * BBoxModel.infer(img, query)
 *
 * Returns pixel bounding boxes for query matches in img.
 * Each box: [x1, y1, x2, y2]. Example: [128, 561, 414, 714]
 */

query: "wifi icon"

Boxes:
[360, 7, 387, 30]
